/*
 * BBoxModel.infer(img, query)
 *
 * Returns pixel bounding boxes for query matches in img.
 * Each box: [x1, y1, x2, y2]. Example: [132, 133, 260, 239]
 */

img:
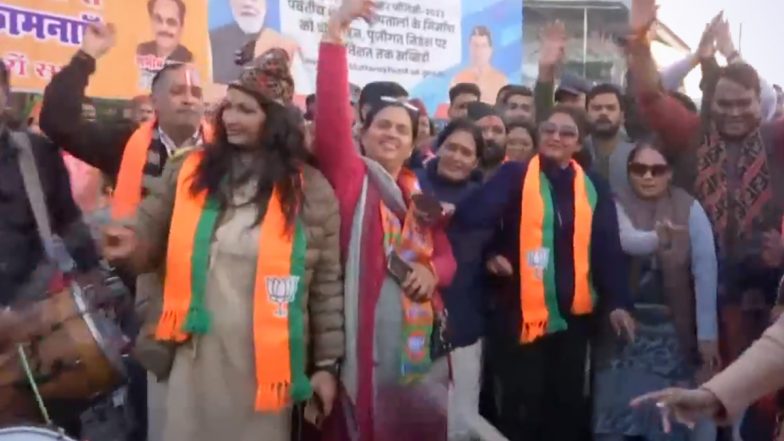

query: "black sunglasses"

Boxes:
[539, 121, 578, 139]
[628, 162, 670, 177]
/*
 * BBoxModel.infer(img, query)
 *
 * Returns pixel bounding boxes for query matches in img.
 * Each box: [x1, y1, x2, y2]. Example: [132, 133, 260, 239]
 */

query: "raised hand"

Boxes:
[630, 0, 658, 35]
[539, 20, 567, 68]
[334, 0, 377, 27]
[81, 23, 116, 60]
[696, 21, 717, 60]
[714, 16, 736, 58]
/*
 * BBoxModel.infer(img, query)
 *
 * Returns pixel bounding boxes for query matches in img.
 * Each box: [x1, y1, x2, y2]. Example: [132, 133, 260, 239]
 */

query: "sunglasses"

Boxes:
[380, 96, 420, 114]
[539, 121, 578, 139]
[628, 162, 670, 177]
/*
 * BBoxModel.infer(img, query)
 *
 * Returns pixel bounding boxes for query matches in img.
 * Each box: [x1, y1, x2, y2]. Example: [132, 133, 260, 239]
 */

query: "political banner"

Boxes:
[1, 0, 210, 99]
[208, 0, 523, 114]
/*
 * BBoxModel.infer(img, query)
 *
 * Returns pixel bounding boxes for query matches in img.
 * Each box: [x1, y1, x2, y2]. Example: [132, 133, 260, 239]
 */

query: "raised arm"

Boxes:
[626, 1, 701, 154]
[534, 21, 566, 123]
[314, 5, 367, 194]
[660, 54, 699, 92]
[39, 24, 134, 178]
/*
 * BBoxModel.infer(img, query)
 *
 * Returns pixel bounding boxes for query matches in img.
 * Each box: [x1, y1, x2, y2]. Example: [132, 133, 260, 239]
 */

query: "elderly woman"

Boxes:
[102, 56, 344, 441]
[453, 105, 634, 441]
[311, 1, 456, 440]
[592, 141, 719, 441]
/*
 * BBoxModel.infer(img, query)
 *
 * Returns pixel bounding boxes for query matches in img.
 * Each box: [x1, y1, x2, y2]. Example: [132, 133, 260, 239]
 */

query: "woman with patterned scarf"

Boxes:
[311, 1, 457, 440]
[453, 105, 635, 441]
[101, 50, 344, 441]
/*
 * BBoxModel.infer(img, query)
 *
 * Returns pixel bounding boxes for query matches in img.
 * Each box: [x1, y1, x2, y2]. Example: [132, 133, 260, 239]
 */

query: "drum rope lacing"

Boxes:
[17, 344, 52, 425]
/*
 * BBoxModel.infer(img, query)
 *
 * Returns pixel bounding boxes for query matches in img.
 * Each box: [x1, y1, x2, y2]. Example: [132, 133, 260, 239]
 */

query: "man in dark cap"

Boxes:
[466, 101, 506, 179]
[555, 72, 593, 110]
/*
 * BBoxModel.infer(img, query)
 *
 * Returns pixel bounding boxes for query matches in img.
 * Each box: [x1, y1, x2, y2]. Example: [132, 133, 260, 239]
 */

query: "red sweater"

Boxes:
[314, 42, 455, 440]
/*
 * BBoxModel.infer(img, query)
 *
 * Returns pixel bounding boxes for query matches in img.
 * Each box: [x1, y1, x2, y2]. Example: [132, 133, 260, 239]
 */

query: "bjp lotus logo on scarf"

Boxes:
[266, 276, 300, 318]
[526, 247, 550, 280]
[406, 330, 428, 362]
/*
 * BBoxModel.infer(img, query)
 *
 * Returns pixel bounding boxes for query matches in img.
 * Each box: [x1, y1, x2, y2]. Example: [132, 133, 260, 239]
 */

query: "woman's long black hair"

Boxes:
[190, 88, 309, 228]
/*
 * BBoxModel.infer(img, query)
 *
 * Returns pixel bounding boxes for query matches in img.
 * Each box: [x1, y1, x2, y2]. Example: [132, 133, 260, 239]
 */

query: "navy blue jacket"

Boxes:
[416, 159, 492, 348]
[453, 159, 632, 342]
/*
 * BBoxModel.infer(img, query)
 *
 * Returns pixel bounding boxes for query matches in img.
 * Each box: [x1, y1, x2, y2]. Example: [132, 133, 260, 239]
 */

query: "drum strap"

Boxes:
[9, 131, 57, 264]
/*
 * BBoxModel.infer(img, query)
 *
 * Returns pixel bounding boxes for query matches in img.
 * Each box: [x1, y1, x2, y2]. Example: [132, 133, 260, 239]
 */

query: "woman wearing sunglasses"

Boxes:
[309, 1, 456, 440]
[454, 105, 634, 441]
[593, 141, 719, 441]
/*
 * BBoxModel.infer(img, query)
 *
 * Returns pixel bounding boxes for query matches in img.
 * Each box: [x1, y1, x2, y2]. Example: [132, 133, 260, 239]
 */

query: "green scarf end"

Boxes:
[183, 307, 211, 335]
[290, 376, 313, 403]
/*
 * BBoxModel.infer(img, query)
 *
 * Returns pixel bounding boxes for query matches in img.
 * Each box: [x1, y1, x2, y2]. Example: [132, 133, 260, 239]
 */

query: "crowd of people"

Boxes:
[3, 0, 784, 440]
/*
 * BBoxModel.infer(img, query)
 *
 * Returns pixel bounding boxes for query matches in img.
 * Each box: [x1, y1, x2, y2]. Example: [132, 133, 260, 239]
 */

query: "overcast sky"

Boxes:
[657, 0, 784, 86]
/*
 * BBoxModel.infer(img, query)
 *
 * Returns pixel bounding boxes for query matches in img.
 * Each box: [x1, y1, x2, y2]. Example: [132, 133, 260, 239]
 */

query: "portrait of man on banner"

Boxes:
[209, 0, 310, 94]
[136, 0, 195, 89]
[451, 25, 509, 105]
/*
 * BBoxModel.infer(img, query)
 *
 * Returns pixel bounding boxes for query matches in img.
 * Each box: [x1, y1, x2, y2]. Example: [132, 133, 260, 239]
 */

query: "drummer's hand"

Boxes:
[0, 308, 21, 350]
[101, 225, 138, 263]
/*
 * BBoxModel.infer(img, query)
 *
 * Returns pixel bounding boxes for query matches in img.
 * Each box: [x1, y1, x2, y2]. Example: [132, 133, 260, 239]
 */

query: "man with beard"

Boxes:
[466, 101, 506, 179]
[41, 22, 208, 441]
[499, 85, 535, 124]
[585, 83, 634, 195]
[629, 7, 784, 438]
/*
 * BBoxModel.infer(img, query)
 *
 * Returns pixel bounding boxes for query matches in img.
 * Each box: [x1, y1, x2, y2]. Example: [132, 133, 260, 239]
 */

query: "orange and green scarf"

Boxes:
[519, 155, 597, 344]
[379, 168, 436, 383]
[156, 151, 311, 411]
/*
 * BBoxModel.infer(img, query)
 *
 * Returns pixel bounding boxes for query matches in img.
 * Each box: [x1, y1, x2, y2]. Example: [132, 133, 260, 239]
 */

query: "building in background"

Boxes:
[521, 0, 697, 99]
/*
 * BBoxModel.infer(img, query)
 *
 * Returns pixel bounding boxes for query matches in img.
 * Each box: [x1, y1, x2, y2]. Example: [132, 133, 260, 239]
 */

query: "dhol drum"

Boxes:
[0, 270, 128, 424]
[0, 426, 77, 440]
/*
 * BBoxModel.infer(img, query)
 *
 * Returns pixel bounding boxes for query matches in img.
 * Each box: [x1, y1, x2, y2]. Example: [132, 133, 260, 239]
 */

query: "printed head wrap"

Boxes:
[231, 48, 295, 105]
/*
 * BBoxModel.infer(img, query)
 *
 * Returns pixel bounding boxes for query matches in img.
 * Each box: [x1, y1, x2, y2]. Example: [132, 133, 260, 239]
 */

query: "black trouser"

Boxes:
[495, 317, 592, 441]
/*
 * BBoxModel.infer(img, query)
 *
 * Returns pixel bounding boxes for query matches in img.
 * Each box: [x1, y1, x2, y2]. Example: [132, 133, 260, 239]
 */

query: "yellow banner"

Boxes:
[1, 0, 209, 99]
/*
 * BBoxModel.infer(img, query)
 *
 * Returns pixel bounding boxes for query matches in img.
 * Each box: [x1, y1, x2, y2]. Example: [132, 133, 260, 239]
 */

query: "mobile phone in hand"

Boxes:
[387, 251, 413, 285]
[411, 193, 444, 219]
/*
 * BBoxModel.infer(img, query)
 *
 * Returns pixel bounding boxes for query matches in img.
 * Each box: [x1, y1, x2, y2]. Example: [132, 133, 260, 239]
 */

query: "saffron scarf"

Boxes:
[379, 168, 436, 383]
[155, 151, 311, 411]
[112, 120, 214, 219]
[519, 155, 597, 343]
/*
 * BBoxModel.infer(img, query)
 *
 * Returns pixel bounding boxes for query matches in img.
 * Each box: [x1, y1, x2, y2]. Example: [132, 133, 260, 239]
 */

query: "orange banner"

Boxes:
[1, 0, 209, 99]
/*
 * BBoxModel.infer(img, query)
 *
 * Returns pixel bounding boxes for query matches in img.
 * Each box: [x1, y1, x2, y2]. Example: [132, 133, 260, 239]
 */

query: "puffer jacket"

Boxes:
[132, 150, 344, 372]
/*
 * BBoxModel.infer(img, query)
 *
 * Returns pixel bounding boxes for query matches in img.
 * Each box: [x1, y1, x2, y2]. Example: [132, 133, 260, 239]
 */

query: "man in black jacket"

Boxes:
[0, 58, 99, 437]
[0, 61, 99, 305]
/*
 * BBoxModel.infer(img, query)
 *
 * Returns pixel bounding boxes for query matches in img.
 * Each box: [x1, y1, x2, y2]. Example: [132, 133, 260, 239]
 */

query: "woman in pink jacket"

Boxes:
[312, 1, 456, 441]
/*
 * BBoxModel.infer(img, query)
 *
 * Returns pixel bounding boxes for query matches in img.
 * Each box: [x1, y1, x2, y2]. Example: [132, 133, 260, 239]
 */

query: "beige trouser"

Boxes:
[448, 339, 508, 441]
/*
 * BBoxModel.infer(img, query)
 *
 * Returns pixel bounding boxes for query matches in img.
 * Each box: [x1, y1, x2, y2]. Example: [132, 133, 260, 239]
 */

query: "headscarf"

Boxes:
[233, 48, 295, 105]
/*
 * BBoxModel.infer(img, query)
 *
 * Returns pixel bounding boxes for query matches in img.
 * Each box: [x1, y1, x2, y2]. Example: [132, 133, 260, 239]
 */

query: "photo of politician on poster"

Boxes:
[451, 25, 509, 105]
[209, 0, 312, 94]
